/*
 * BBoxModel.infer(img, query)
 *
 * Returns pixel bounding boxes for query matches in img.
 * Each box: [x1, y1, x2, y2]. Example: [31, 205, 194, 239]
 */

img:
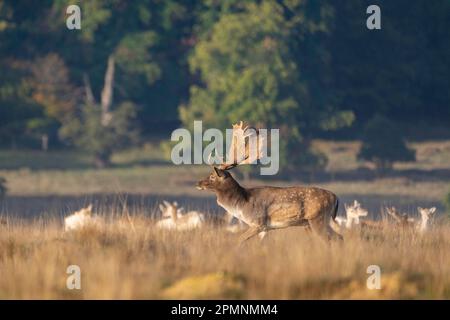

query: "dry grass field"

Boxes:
[0, 140, 449, 299]
[0, 213, 449, 299]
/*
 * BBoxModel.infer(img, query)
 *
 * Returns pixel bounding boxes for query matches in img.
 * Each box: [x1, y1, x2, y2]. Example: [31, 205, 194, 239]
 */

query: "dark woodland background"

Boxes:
[0, 0, 449, 176]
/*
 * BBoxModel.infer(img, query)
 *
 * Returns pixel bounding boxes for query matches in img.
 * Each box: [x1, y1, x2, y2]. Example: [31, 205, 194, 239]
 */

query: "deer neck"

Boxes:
[419, 216, 428, 232]
[346, 215, 359, 228]
[171, 209, 178, 222]
[345, 217, 353, 229]
[215, 181, 248, 213]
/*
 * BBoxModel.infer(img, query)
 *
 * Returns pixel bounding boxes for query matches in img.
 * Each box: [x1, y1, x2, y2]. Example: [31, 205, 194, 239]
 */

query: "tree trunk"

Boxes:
[83, 73, 96, 105]
[100, 55, 115, 126]
[41, 134, 48, 151]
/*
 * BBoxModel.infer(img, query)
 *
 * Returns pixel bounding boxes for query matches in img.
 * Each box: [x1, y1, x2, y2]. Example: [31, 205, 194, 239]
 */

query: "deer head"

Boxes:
[196, 121, 265, 193]
[417, 207, 436, 232]
[418, 207, 436, 220]
[74, 204, 93, 217]
[343, 200, 368, 228]
[196, 167, 237, 192]
[385, 206, 413, 227]
[159, 201, 183, 221]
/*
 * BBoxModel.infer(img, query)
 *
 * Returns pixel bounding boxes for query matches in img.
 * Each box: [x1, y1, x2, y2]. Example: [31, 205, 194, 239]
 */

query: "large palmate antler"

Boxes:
[218, 121, 266, 171]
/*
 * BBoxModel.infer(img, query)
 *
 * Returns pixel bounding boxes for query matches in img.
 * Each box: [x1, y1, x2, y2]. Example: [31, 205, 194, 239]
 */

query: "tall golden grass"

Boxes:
[0, 210, 449, 299]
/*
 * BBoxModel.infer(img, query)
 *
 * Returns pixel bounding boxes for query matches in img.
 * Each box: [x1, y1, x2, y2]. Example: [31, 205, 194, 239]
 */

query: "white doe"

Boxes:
[156, 201, 204, 231]
[334, 216, 346, 227]
[417, 207, 436, 233]
[340, 200, 369, 229]
[64, 204, 103, 231]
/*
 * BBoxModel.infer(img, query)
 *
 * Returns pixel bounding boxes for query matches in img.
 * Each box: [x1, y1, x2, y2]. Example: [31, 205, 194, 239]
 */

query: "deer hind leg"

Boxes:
[238, 226, 262, 244]
[258, 231, 267, 240]
[295, 220, 311, 235]
[304, 224, 312, 235]
[308, 216, 343, 242]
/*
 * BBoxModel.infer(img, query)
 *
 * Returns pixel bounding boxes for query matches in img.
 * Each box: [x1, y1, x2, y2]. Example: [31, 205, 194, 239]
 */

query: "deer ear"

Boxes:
[163, 200, 170, 207]
[159, 204, 165, 213]
[86, 204, 93, 211]
[213, 167, 222, 177]
[429, 207, 436, 214]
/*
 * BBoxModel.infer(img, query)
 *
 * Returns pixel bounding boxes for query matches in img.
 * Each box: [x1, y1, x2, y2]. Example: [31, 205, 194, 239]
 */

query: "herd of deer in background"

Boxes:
[62, 200, 437, 237]
[62, 201, 246, 234]
[335, 200, 436, 234]
[150, 199, 438, 235]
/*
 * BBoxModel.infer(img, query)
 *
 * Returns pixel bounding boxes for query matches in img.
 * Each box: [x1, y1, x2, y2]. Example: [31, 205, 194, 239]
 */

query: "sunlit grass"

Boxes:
[0, 140, 449, 299]
[0, 212, 449, 299]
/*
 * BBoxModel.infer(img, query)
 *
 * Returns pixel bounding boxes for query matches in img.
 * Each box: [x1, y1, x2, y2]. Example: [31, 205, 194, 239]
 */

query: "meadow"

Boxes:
[0, 140, 449, 299]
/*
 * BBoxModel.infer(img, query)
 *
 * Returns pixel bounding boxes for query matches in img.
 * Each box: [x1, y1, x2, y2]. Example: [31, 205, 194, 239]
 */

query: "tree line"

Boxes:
[0, 0, 449, 170]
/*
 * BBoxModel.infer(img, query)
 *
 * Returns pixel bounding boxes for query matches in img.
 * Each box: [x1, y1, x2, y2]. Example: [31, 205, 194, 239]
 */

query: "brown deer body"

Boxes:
[197, 167, 342, 243]
[197, 121, 342, 243]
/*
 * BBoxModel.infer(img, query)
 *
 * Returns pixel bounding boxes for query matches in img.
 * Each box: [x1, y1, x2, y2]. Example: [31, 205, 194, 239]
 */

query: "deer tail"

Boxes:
[332, 197, 339, 221]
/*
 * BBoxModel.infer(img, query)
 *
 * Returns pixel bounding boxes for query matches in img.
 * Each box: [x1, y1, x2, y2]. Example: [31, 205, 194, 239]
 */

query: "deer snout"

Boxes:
[196, 180, 208, 190]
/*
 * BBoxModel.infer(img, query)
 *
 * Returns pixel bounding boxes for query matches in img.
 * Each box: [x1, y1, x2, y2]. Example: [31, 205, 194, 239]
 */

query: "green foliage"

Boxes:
[358, 115, 415, 171]
[181, 1, 299, 128]
[1, 0, 450, 155]
[329, 0, 450, 123]
[29, 53, 79, 123]
[59, 103, 139, 167]
[52, 0, 112, 42]
[282, 139, 328, 172]
[115, 31, 161, 84]
[25, 118, 57, 134]
[180, 1, 348, 171]
[160, 140, 179, 162]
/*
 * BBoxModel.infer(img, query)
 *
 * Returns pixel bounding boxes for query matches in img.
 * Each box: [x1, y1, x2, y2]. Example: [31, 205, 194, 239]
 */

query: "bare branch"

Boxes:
[83, 73, 96, 105]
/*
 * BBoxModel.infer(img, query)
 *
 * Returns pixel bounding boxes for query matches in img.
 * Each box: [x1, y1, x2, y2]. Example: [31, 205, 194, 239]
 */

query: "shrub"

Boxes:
[358, 115, 415, 171]
[59, 102, 139, 168]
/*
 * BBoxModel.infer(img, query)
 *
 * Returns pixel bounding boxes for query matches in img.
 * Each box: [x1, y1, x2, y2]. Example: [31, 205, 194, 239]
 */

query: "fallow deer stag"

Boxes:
[196, 121, 342, 243]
